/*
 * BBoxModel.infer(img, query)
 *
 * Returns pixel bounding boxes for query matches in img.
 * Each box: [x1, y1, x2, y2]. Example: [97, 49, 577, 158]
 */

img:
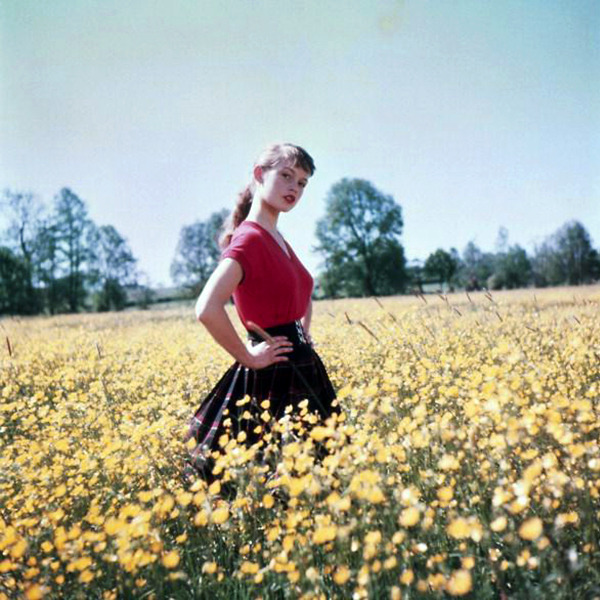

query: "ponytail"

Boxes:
[219, 183, 253, 248]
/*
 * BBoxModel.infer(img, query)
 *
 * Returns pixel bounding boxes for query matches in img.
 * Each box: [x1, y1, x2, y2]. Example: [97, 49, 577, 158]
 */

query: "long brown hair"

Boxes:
[219, 143, 315, 248]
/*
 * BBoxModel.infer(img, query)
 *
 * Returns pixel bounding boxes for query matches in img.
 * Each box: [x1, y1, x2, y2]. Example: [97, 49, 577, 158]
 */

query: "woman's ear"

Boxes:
[253, 165, 264, 184]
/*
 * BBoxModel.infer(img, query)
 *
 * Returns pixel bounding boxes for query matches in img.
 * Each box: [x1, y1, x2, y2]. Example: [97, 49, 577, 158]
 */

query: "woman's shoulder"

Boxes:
[233, 220, 261, 236]
[221, 222, 268, 280]
[229, 221, 269, 245]
[223, 221, 266, 255]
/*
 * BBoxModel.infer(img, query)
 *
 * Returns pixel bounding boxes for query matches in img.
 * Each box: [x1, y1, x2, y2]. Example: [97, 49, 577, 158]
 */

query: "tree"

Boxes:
[553, 221, 599, 285]
[0, 189, 44, 312]
[459, 241, 495, 290]
[53, 188, 95, 312]
[533, 221, 600, 286]
[35, 219, 67, 314]
[406, 259, 425, 294]
[0, 247, 34, 315]
[315, 178, 406, 297]
[424, 249, 458, 288]
[171, 209, 228, 293]
[89, 225, 138, 311]
[1, 189, 42, 262]
[489, 245, 532, 290]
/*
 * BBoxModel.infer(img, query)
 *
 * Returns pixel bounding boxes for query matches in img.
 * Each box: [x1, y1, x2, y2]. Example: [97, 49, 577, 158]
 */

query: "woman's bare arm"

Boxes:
[195, 258, 292, 369]
[301, 298, 313, 344]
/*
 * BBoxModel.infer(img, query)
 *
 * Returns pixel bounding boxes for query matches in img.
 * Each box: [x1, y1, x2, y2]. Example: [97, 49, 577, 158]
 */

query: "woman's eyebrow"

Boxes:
[283, 166, 307, 179]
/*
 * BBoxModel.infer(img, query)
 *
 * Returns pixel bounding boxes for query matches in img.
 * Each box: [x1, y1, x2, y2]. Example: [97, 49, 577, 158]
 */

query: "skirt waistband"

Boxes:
[247, 320, 309, 346]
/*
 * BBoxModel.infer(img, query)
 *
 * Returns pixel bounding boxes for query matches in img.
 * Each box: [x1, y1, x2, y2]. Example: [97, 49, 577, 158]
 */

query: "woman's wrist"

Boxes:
[240, 347, 256, 369]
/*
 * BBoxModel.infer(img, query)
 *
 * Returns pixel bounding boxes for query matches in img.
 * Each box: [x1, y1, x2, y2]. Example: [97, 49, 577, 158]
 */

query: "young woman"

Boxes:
[184, 143, 339, 481]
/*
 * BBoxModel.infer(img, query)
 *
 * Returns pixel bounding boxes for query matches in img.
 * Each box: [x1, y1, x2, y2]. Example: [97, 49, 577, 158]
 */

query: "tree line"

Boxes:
[417, 221, 600, 293]
[172, 178, 600, 299]
[1, 188, 140, 315]
[2, 178, 598, 315]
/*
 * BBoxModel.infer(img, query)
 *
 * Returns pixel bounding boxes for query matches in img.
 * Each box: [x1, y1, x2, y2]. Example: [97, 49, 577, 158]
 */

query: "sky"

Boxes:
[1, 0, 598, 287]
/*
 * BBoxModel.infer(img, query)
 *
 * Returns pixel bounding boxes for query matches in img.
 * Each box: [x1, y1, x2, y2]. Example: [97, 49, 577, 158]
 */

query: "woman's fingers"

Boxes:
[271, 341, 292, 356]
[261, 339, 292, 365]
[273, 338, 293, 349]
[261, 336, 292, 355]
[245, 325, 295, 368]
[271, 354, 289, 363]
[246, 323, 291, 349]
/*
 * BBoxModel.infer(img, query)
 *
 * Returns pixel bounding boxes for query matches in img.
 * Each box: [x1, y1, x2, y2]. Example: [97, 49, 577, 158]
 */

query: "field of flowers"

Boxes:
[1, 286, 599, 599]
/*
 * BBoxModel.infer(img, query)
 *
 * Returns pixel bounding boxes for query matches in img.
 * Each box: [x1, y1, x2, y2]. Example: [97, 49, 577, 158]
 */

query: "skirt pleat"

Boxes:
[184, 321, 338, 481]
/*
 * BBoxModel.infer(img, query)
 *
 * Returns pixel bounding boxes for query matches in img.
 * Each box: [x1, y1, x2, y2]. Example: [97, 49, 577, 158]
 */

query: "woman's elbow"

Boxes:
[195, 295, 222, 324]
[195, 297, 210, 323]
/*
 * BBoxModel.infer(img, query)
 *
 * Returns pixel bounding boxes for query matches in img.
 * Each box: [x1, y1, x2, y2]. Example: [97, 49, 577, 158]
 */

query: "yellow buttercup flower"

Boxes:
[1, 288, 598, 597]
[211, 507, 229, 525]
[333, 565, 350, 584]
[240, 561, 259, 575]
[262, 494, 275, 509]
[202, 561, 217, 574]
[490, 516, 507, 532]
[162, 551, 180, 569]
[519, 517, 543, 541]
[447, 518, 470, 539]
[79, 569, 95, 583]
[446, 569, 472, 596]
[399, 507, 420, 528]
[437, 486, 454, 502]
[400, 569, 414, 585]
[313, 525, 337, 544]
[24, 585, 45, 600]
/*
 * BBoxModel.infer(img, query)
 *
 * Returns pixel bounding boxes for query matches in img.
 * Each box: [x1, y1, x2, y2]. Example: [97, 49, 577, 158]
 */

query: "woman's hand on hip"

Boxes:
[245, 336, 293, 369]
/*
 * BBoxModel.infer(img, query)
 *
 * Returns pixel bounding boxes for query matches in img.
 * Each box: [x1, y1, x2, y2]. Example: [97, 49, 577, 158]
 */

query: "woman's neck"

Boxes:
[246, 201, 279, 233]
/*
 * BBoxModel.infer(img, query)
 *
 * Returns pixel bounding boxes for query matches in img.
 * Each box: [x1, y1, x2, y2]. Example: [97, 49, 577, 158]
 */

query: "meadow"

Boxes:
[1, 286, 599, 599]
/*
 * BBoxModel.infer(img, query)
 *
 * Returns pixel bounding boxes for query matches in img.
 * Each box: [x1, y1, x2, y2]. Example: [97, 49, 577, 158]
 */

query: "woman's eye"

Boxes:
[282, 172, 290, 179]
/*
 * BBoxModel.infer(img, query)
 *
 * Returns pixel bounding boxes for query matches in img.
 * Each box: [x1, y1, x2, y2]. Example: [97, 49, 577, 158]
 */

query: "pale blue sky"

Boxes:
[1, 0, 598, 286]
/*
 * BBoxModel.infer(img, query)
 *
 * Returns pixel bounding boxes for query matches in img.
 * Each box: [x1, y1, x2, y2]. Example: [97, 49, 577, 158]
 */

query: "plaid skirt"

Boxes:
[184, 320, 338, 480]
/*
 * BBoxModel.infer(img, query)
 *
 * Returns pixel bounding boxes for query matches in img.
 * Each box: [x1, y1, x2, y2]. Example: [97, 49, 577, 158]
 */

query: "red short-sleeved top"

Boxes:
[221, 221, 313, 329]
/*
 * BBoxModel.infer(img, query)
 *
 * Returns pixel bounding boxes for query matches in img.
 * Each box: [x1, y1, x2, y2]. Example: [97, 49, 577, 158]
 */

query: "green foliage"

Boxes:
[91, 225, 137, 284]
[315, 178, 406, 298]
[171, 209, 228, 294]
[1, 187, 140, 315]
[52, 188, 95, 312]
[89, 225, 137, 312]
[0, 189, 44, 313]
[424, 248, 459, 286]
[0, 247, 38, 315]
[533, 221, 600, 287]
[33, 220, 63, 313]
[458, 241, 495, 291]
[458, 223, 599, 292]
[489, 244, 532, 290]
[135, 285, 156, 310]
[94, 278, 128, 312]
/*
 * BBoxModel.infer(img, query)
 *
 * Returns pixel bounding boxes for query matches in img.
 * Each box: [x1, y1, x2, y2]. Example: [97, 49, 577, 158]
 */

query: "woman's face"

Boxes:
[254, 162, 310, 214]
